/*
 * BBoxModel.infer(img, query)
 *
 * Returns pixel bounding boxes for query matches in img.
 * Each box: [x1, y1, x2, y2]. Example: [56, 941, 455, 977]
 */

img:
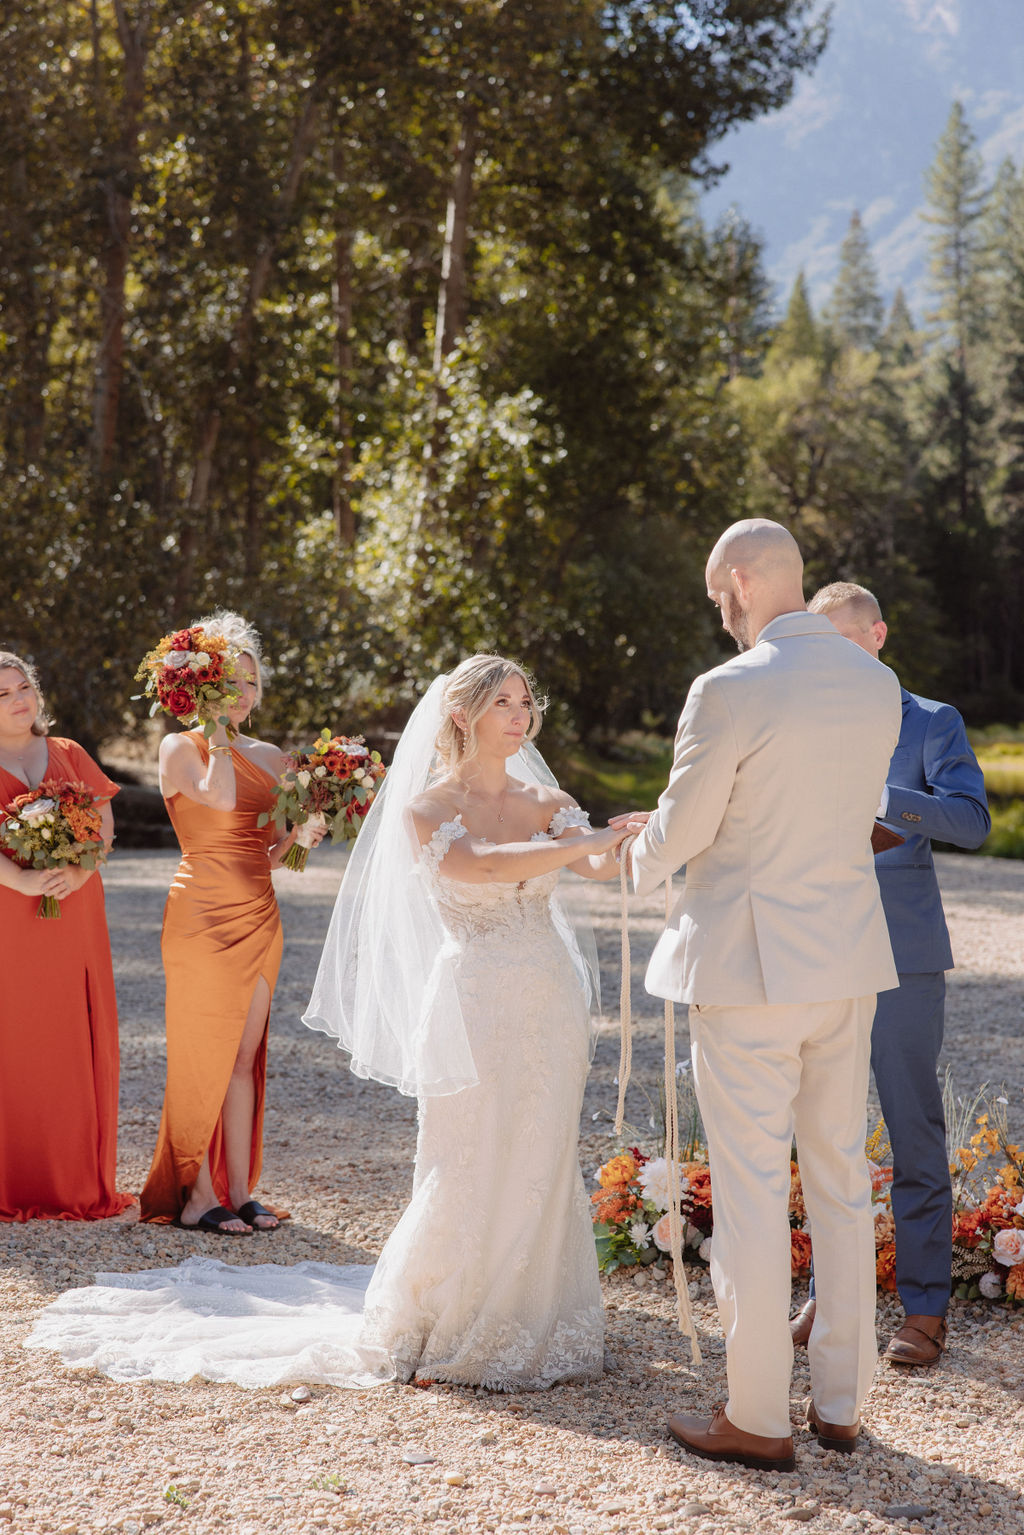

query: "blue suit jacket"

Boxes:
[875, 689, 990, 974]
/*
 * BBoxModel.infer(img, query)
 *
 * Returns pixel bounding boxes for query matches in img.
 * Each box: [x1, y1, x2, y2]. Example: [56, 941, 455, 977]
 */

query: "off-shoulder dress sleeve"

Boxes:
[420, 814, 468, 878]
[547, 806, 590, 837]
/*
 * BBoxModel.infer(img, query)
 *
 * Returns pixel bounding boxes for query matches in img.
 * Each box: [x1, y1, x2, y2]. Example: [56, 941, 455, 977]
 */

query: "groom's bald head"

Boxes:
[706, 520, 805, 651]
[706, 519, 803, 588]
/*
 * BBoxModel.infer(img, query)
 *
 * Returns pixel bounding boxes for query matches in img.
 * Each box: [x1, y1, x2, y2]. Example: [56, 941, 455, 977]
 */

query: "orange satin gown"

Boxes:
[0, 739, 133, 1222]
[140, 733, 284, 1223]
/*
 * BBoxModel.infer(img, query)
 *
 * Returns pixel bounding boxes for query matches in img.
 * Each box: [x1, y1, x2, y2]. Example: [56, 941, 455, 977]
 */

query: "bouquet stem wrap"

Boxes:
[284, 813, 328, 872]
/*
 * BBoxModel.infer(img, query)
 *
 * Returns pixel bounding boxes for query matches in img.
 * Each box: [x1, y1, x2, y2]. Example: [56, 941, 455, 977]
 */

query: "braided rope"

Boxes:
[616, 839, 702, 1365]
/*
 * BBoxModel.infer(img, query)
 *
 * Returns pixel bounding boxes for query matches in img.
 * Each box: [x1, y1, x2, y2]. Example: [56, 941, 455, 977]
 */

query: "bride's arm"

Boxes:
[411, 809, 630, 884]
[542, 794, 648, 882]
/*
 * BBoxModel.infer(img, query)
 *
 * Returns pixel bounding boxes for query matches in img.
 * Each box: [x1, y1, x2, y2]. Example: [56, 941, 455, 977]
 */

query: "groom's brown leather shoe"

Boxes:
[667, 1405, 796, 1471]
[790, 1297, 816, 1347]
[806, 1399, 860, 1453]
[882, 1313, 947, 1366]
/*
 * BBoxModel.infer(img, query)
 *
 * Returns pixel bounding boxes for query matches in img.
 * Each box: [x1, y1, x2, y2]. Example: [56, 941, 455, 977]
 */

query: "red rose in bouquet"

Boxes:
[135, 624, 240, 736]
[259, 728, 387, 871]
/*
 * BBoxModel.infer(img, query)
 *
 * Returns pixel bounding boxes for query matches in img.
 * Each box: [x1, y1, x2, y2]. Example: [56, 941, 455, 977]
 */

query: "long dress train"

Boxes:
[0, 740, 133, 1223]
[27, 811, 604, 1388]
[140, 734, 283, 1223]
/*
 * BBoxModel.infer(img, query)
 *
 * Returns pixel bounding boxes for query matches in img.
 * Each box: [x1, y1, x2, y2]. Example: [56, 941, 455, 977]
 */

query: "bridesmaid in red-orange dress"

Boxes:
[0, 651, 133, 1223]
[140, 612, 317, 1234]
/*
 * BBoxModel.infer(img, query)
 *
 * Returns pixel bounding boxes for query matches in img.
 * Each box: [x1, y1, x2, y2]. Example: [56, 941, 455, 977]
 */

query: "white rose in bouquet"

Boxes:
[20, 797, 56, 826]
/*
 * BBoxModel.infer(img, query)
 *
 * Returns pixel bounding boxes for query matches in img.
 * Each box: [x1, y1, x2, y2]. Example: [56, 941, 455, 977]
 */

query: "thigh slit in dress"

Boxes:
[140, 735, 283, 1224]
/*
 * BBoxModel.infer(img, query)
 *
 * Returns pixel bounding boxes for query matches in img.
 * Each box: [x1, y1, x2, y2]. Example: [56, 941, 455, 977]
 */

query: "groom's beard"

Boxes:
[724, 592, 751, 652]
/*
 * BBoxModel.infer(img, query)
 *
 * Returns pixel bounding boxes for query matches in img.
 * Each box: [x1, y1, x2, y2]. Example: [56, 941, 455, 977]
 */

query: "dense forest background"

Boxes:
[3, 1, 1024, 761]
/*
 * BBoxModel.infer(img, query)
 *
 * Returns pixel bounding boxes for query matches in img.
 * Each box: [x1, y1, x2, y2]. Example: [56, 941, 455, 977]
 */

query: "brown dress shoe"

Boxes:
[806, 1399, 860, 1453]
[667, 1405, 796, 1472]
[790, 1296, 816, 1347]
[882, 1313, 947, 1366]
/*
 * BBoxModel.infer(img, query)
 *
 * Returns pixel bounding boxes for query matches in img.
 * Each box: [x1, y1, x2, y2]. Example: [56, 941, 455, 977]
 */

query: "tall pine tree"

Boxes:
[829, 210, 883, 351]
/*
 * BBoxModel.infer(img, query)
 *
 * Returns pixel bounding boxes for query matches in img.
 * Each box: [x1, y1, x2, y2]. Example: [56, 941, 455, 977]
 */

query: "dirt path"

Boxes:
[1, 850, 1022, 1535]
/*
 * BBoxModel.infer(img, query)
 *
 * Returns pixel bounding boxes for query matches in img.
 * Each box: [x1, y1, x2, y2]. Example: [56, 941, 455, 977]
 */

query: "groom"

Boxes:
[627, 519, 901, 1469]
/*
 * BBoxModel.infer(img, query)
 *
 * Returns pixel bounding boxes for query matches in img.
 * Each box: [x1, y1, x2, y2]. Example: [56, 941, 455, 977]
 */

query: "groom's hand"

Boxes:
[608, 811, 651, 830]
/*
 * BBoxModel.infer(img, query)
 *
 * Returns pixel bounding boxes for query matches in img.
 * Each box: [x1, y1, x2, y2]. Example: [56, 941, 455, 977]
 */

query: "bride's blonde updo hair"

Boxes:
[192, 609, 264, 706]
[436, 654, 545, 768]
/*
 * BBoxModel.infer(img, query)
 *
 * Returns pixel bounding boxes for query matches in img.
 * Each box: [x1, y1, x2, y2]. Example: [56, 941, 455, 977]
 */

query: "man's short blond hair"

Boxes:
[807, 581, 882, 627]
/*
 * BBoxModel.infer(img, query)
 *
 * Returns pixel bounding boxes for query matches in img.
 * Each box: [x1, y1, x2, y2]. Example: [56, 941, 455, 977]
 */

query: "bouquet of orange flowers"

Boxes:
[0, 779, 108, 917]
[134, 625, 239, 736]
[259, 729, 386, 871]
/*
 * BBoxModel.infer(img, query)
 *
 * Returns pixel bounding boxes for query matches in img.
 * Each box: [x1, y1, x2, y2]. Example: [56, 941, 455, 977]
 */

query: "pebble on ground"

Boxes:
[2, 849, 1023, 1534]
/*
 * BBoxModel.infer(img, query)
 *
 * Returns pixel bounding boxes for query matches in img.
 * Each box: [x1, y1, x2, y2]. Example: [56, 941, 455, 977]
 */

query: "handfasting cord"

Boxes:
[616, 839, 703, 1365]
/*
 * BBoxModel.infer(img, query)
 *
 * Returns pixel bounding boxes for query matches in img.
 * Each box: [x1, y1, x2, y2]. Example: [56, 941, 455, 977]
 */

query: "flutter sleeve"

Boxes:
[547, 806, 591, 837]
[419, 814, 468, 878]
[55, 739, 120, 802]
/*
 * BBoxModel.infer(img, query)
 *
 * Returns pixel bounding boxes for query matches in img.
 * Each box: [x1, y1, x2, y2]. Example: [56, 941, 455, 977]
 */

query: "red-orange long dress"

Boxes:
[0, 739, 133, 1222]
[140, 734, 283, 1223]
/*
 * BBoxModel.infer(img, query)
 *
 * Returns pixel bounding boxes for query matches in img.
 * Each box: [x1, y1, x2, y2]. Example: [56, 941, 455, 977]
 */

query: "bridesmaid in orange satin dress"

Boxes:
[140, 613, 317, 1234]
[0, 651, 133, 1223]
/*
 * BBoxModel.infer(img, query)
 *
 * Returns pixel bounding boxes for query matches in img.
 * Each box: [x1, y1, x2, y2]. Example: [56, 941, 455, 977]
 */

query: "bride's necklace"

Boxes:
[461, 775, 510, 823]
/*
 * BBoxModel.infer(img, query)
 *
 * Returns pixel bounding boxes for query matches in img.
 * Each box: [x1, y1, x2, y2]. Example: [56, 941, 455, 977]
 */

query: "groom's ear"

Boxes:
[731, 566, 753, 605]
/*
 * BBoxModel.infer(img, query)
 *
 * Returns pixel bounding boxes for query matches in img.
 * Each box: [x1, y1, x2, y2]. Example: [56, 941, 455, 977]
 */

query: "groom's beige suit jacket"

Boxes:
[632, 611, 902, 1006]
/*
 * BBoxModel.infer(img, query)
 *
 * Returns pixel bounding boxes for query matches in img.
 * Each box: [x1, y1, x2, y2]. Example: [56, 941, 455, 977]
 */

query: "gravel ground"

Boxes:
[2, 849, 1023, 1535]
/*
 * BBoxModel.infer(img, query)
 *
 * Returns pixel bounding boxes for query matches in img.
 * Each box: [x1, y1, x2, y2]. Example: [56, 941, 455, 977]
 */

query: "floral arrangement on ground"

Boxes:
[591, 1085, 1024, 1306]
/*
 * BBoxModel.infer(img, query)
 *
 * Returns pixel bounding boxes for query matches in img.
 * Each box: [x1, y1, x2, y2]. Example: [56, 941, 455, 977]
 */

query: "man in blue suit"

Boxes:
[791, 583, 990, 1366]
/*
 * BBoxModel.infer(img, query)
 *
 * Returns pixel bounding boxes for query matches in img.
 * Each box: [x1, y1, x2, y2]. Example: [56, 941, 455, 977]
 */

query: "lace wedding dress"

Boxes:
[26, 810, 604, 1391]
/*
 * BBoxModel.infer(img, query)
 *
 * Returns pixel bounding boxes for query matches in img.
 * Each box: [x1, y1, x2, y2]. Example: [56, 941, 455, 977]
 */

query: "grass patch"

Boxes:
[560, 735, 674, 819]
[981, 799, 1024, 858]
[560, 731, 1024, 859]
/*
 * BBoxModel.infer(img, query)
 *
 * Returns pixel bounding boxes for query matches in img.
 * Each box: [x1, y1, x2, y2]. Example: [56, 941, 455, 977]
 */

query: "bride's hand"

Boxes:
[586, 822, 639, 856]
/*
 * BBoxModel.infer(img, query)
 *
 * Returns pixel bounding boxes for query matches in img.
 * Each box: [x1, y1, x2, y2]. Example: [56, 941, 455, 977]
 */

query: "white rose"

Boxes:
[347, 743, 368, 758]
[979, 1270, 1004, 1299]
[296, 770, 311, 788]
[165, 650, 191, 669]
[192, 651, 211, 667]
[41, 828, 52, 841]
[314, 766, 327, 778]
[21, 797, 56, 826]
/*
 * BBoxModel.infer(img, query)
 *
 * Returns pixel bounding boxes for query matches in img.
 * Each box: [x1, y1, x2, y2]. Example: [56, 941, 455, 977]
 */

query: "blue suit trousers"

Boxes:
[870, 972, 951, 1316]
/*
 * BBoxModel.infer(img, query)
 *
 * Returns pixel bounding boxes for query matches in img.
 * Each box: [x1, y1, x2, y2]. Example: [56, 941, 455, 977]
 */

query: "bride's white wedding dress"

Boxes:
[26, 810, 604, 1391]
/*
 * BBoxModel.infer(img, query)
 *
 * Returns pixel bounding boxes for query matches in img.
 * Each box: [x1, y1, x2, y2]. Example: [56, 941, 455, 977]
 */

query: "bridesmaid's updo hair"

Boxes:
[192, 609, 264, 706]
[436, 654, 545, 767]
[0, 650, 53, 736]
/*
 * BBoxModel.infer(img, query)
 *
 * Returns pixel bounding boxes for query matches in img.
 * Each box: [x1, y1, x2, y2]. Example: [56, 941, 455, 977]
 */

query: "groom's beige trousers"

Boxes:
[689, 995, 879, 1439]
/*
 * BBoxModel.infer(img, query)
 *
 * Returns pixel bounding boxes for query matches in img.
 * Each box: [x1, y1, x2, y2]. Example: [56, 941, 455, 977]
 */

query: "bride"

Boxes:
[27, 655, 636, 1390]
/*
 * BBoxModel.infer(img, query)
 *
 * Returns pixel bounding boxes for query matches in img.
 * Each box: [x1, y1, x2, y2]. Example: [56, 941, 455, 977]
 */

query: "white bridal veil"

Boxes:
[302, 675, 601, 1097]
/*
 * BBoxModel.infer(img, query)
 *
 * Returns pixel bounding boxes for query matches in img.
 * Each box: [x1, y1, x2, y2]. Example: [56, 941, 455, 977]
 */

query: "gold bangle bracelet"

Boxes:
[210, 746, 231, 754]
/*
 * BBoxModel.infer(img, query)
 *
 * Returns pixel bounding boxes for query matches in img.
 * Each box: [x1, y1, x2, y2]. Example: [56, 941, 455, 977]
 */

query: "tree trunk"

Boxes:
[433, 108, 478, 372]
[185, 86, 323, 520]
[90, 0, 149, 478]
[331, 138, 356, 545]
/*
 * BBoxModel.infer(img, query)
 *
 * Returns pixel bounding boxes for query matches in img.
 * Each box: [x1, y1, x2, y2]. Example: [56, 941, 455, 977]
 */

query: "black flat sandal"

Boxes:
[236, 1199, 279, 1231]
[178, 1205, 253, 1236]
